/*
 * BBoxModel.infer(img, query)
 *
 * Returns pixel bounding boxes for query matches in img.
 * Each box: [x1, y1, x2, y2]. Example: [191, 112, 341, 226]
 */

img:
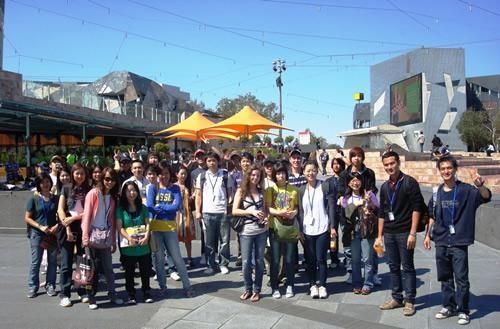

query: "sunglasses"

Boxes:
[104, 177, 115, 182]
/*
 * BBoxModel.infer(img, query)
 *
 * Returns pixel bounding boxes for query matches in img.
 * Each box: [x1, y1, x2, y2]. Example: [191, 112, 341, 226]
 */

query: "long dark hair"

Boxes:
[172, 163, 192, 192]
[98, 167, 119, 197]
[119, 181, 143, 212]
[66, 162, 90, 210]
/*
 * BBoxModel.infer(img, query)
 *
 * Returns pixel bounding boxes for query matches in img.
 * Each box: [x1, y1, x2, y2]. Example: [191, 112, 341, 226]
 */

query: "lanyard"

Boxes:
[207, 173, 219, 202]
[306, 181, 317, 213]
[40, 195, 51, 224]
[445, 186, 458, 225]
[386, 175, 404, 210]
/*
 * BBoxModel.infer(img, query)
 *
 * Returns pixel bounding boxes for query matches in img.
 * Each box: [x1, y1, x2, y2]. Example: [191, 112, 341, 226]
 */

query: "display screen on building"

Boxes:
[390, 73, 422, 126]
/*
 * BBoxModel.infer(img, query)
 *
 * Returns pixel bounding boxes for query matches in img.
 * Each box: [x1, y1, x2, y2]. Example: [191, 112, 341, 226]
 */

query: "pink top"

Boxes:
[81, 187, 117, 245]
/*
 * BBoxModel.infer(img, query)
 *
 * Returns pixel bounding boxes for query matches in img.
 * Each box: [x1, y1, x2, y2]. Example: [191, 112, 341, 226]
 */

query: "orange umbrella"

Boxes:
[154, 111, 215, 135]
[164, 130, 239, 143]
[200, 105, 293, 137]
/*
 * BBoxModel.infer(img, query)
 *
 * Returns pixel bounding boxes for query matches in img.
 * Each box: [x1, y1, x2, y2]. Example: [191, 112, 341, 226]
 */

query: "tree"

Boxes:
[262, 135, 272, 144]
[250, 134, 262, 144]
[274, 136, 283, 144]
[285, 135, 295, 145]
[216, 93, 282, 123]
[456, 110, 490, 151]
[189, 99, 207, 112]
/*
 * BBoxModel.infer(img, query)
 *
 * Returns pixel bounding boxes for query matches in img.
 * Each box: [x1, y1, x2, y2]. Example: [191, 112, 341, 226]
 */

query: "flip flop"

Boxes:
[250, 292, 260, 302]
[240, 290, 252, 301]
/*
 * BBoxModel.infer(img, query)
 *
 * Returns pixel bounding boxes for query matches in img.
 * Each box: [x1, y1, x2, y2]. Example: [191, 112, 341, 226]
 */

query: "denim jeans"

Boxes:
[269, 229, 296, 290]
[303, 231, 329, 287]
[153, 231, 190, 290]
[90, 247, 118, 298]
[435, 245, 470, 314]
[203, 212, 230, 269]
[351, 234, 376, 289]
[28, 230, 57, 292]
[241, 231, 267, 293]
[59, 237, 85, 298]
[384, 232, 416, 303]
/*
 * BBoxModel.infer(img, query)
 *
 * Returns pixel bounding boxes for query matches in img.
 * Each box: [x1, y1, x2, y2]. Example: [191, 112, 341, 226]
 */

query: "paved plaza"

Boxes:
[1, 232, 499, 329]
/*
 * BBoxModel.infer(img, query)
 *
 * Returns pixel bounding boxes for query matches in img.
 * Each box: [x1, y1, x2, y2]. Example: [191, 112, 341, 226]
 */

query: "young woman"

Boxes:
[89, 163, 103, 187]
[147, 162, 193, 297]
[57, 162, 91, 307]
[232, 165, 268, 302]
[173, 164, 196, 267]
[117, 181, 153, 304]
[298, 160, 337, 299]
[81, 167, 123, 309]
[340, 172, 379, 295]
[24, 173, 59, 298]
[326, 157, 346, 268]
[266, 163, 299, 299]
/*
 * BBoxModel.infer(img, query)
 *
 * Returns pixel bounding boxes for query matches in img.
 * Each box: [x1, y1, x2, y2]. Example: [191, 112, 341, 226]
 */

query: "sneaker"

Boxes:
[27, 290, 37, 299]
[170, 271, 181, 281]
[88, 302, 98, 310]
[127, 296, 136, 305]
[235, 257, 242, 267]
[272, 289, 281, 299]
[59, 297, 72, 307]
[79, 295, 90, 303]
[379, 299, 403, 310]
[458, 313, 470, 325]
[203, 268, 216, 275]
[403, 302, 416, 316]
[318, 286, 328, 299]
[435, 307, 456, 319]
[144, 292, 154, 303]
[285, 286, 294, 298]
[46, 285, 57, 297]
[345, 273, 352, 284]
[310, 285, 319, 299]
[110, 296, 124, 305]
[220, 265, 230, 275]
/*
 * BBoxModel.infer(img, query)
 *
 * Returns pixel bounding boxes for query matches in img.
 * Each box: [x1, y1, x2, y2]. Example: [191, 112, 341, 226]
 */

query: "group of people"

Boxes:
[23, 146, 491, 325]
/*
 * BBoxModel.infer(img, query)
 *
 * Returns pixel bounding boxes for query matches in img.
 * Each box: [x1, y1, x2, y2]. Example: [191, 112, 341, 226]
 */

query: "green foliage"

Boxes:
[457, 109, 490, 151]
[250, 135, 262, 144]
[153, 142, 169, 154]
[262, 135, 272, 144]
[274, 136, 284, 144]
[284, 135, 295, 145]
[216, 93, 282, 123]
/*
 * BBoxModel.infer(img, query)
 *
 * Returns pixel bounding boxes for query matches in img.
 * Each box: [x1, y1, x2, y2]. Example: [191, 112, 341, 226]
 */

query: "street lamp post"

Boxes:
[272, 59, 286, 140]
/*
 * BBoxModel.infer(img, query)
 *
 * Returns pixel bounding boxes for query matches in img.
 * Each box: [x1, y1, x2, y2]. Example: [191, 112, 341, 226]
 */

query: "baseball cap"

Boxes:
[120, 153, 132, 163]
[290, 149, 302, 157]
[194, 149, 205, 157]
[50, 155, 62, 163]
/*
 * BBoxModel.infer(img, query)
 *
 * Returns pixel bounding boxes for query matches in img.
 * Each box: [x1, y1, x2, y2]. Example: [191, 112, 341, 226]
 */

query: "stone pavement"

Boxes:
[1, 233, 500, 329]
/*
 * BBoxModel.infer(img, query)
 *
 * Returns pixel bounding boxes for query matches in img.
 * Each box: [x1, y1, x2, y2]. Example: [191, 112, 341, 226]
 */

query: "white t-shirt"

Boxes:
[196, 169, 227, 213]
[301, 182, 329, 236]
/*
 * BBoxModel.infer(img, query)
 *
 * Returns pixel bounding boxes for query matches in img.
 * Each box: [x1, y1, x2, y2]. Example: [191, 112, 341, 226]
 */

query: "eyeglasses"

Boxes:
[104, 177, 115, 182]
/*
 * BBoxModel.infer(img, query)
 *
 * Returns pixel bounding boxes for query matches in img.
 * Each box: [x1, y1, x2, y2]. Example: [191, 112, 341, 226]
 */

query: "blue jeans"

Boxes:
[90, 247, 118, 298]
[241, 231, 267, 293]
[269, 229, 296, 290]
[153, 231, 190, 290]
[203, 213, 230, 269]
[59, 236, 85, 298]
[28, 230, 57, 291]
[304, 231, 329, 287]
[351, 234, 376, 289]
[435, 245, 470, 314]
[384, 232, 416, 303]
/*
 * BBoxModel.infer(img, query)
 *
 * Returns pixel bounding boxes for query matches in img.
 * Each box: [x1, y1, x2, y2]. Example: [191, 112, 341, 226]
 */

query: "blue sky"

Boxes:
[3, 0, 500, 145]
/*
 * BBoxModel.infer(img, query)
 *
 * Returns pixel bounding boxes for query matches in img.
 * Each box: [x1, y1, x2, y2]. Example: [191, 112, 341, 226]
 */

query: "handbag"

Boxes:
[40, 234, 57, 250]
[73, 247, 95, 287]
[230, 216, 252, 233]
[273, 217, 300, 243]
[120, 225, 147, 248]
[89, 226, 112, 249]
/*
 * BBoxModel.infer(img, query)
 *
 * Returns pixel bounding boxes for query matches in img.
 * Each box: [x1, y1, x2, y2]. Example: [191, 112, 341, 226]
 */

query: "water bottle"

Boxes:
[374, 242, 385, 258]
[330, 237, 337, 252]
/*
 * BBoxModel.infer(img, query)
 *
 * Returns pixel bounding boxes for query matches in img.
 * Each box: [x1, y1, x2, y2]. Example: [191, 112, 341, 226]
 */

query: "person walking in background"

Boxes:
[81, 167, 124, 309]
[376, 151, 424, 316]
[24, 173, 59, 299]
[423, 156, 491, 325]
[319, 149, 329, 175]
[431, 134, 443, 154]
[417, 131, 425, 153]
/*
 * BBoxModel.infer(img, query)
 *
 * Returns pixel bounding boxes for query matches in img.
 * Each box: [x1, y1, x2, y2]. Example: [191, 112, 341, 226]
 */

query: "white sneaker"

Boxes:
[310, 285, 319, 299]
[318, 286, 328, 299]
[220, 265, 230, 275]
[458, 313, 470, 325]
[170, 271, 181, 281]
[89, 302, 98, 310]
[285, 286, 294, 298]
[78, 295, 90, 303]
[272, 289, 281, 299]
[59, 297, 72, 307]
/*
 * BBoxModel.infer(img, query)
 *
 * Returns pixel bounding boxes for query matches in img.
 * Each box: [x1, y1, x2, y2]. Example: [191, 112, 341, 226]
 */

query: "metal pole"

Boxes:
[25, 115, 31, 168]
[278, 79, 283, 140]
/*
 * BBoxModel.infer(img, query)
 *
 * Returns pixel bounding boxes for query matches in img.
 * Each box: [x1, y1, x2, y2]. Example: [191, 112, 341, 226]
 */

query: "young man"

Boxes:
[416, 131, 425, 153]
[288, 149, 306, 188]
[319, 149, 329, 175]
[376, 151, 424, 316]
[424, 156, 491, 325]
[123, 159, 148, 203]
[195, 152, 233, 275]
